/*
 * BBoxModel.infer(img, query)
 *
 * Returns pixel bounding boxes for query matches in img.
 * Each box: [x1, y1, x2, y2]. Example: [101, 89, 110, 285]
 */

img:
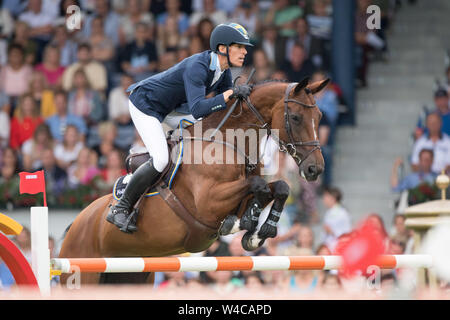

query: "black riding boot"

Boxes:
[106, 159, 161, 233]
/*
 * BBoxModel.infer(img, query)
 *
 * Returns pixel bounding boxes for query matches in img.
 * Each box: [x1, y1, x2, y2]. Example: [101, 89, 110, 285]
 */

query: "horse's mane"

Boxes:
[249, 79, 289, 90]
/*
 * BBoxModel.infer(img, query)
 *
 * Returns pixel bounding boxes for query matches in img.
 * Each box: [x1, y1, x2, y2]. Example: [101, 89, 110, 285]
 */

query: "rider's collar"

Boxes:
[209, 52, 222, 72]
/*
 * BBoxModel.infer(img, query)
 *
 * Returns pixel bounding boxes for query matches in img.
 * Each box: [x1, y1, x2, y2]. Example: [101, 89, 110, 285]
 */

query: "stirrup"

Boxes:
[119, 208, 139, 233]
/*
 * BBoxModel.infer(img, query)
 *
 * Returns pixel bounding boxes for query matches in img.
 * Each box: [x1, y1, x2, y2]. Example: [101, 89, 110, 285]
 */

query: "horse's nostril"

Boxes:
[308, 165, 317, 175]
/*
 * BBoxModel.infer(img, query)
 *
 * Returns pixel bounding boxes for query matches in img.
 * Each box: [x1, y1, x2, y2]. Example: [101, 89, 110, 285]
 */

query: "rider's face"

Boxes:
[228, 44, 247, 67]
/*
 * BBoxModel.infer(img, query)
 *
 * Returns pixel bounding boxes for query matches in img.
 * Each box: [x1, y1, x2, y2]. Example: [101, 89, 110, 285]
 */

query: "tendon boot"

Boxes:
[106, 159, 161, 233]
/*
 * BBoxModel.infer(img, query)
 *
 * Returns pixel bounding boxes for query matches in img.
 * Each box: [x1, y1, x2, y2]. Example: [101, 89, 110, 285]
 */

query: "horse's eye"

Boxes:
[290, 114, 302, 123]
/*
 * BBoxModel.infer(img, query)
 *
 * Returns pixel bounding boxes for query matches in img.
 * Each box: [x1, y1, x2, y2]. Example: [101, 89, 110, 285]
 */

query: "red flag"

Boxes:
[19, 171, 47, 206]
[334, 218, 386, 278]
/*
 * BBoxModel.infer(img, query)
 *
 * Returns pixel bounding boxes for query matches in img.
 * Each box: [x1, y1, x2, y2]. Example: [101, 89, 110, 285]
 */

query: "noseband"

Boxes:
[244, 82, 321, 167]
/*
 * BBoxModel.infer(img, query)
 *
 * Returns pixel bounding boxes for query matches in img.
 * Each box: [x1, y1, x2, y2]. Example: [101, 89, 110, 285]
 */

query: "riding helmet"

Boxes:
[210, 23, 254, 52]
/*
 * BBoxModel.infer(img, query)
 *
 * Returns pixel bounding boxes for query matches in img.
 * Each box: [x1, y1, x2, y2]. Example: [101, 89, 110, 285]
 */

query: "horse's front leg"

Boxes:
[241, 179, 290, 251]
[219, 175, 273, 236]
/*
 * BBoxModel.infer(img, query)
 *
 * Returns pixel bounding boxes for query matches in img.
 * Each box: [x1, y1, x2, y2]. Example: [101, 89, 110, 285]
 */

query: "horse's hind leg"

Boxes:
[219, 176, 272, 236]
[242, 180, 289, 251]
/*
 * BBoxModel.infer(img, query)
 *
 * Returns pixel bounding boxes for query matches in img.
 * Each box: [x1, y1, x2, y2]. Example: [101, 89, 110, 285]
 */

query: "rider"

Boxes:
[107, 23, 254, 233]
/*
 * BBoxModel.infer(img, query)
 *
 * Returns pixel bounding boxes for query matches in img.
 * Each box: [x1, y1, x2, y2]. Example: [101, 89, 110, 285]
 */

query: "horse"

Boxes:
[58, 77, 328, 284]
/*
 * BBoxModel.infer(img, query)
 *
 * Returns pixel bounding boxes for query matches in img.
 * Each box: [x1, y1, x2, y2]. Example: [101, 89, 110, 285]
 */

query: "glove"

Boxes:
[230, 84, 252, 100]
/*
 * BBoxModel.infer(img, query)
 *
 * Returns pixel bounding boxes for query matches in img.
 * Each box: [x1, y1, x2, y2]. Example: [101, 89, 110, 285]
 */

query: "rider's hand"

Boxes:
[230, 84, 252, 100]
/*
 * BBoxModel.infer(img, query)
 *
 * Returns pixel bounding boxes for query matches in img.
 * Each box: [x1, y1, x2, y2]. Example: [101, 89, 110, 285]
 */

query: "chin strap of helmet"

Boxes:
[217, 45, 234, 68]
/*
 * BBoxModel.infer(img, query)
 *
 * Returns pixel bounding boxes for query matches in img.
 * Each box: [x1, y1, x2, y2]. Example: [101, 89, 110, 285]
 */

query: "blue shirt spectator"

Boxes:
[391, 149, 437, 192]
[82, 0, 121, 46]
[156, 0, 190, 35]
[45, 90, 87, 142]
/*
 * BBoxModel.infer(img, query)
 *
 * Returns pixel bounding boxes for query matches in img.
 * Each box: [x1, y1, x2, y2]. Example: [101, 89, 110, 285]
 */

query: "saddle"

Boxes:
[112, 132, 219, 252]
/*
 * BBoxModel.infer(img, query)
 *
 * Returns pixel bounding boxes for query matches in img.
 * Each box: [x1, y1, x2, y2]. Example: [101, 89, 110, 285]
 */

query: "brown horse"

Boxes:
[58, 77, 328, 284]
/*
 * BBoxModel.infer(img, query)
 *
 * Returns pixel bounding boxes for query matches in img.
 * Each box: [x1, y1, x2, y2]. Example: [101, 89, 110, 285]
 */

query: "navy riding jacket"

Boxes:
[126, 50, 233, 122]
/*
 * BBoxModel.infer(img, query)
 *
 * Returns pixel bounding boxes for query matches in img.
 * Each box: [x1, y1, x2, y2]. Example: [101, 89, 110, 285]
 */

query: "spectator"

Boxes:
[189, 0, 227, 31]
[195, 18, 215, 53]
[264, 0, 303, 38]
[18, 0, 55, 63]
[45, 90, 87, 142]
[259, 24, 279, 66]
[156, 0, 190, 36]
[271, 69, 288, 81]
[243, 272, 265, 290]
[230, 0, 260, 37]
[215, 0, 240, 16]
[157, 49, 177, 72]
[320, 272, 341, 291]
[62, 43, 108, 94]
[0, 5, 14, 40]
[108, 73, 133, 126]
[281, 43, 316, 82]
[0, 44, 33, 111]
[410, 112, 450, 174]
[305, 0, 333, 70]
[92, 121, 122, 168]
[311, 70, 339, 133]
[0, 5, 14, 66]
[14, 226, 32, 260]
[50, 25, 78, 68]
[0, 94, 10, 149]
[54, 124, 84, 170]
[67, 146, 101, 188]
[118, 0, 155, 47]
[0, 147, 20, 185]
[22, 123, 54, 171]
[321, 186, 352, 251]
[391, 149, 437, 192]
[67, 67, 105, 126]
[100, 148, 127, 189]
[285, 18, 312, 63]
[87, 16, 115, 68]
[390, 214, 414, 254]
[365, 213, 390, 251]
[120, 22, 158, 81]
[251, 48, 275, 83]
[354, 0, 385, 87]
[38, 147, 68, 199]
[82, 0, 121, 47]
[29, 71, 56, 119]
[34, 44, 65, 89]
[284, 247, 319, 293]
[416, 89, 450, 138]
[9, 93, 43, 151]
[158, 16, 182, 54]
[9, 21, 38, 66]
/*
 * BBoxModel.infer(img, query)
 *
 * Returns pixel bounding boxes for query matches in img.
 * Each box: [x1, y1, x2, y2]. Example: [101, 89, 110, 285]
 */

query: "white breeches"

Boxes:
[129, 101, 169, 173]
[129, 101, 199, 173]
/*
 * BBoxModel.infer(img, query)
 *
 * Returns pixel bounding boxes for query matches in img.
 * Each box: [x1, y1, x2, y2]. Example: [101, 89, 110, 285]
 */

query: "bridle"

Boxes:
[175, 82, 321, 175]
[243, 82, 321, 168]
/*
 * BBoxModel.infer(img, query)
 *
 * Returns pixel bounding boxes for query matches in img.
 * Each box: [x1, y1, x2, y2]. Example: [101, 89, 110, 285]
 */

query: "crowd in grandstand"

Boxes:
[2, 0, 448, 294]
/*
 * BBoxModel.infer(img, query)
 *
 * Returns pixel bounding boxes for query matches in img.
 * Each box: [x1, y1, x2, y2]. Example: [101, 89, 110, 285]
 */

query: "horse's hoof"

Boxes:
[219, 215, 239, 236]
[241, 231, 264, 251]
[239, 210, 259, 233]
[257, 223, 277, 239]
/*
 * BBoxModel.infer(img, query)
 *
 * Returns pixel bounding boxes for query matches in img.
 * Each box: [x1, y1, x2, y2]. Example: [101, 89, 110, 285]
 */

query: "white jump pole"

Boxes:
[30, 206, 50, 296]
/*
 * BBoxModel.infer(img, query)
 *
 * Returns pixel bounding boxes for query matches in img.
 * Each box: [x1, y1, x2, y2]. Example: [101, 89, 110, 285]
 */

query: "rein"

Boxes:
[176, 82, 321, 175]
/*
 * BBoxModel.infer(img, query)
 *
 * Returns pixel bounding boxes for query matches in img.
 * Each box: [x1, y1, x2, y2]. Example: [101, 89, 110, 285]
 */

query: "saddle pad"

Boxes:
[112, 119, 191, 201]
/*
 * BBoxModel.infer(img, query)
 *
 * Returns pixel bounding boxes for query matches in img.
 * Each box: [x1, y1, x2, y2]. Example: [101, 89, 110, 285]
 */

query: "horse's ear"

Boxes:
[294, 77, 310, 94]
[310, 78, 330, 94]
